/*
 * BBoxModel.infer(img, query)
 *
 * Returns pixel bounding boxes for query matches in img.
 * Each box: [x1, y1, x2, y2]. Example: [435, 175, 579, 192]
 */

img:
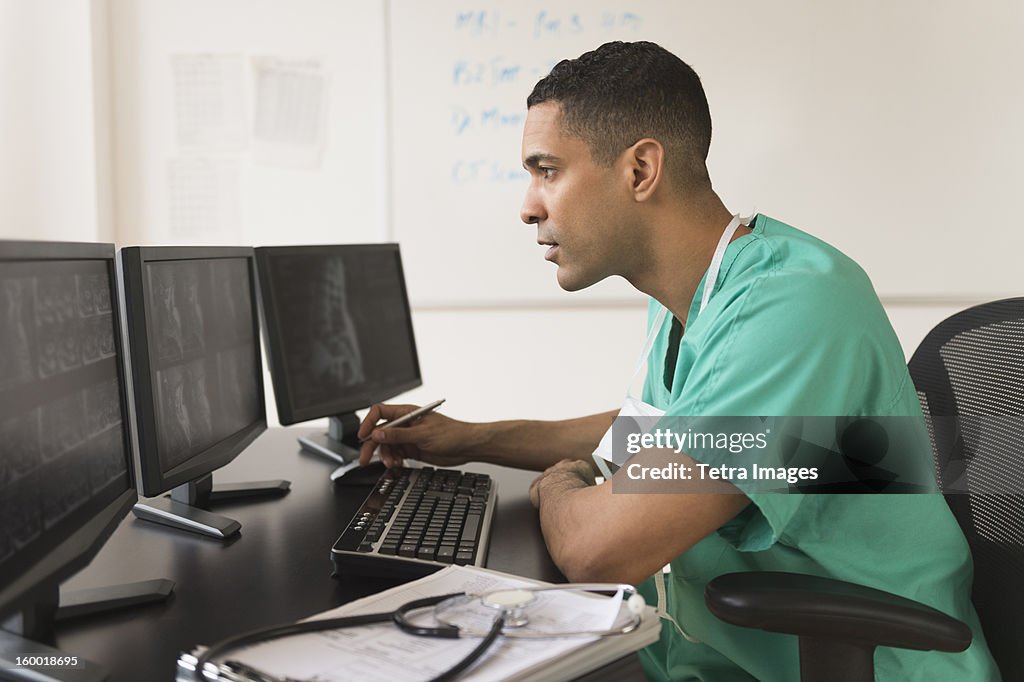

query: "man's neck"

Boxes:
[626, 192, 746, 323]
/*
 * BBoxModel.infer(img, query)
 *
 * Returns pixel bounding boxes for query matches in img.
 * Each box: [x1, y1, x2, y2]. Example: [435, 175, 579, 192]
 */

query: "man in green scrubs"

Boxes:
[358, 41, 998, 680]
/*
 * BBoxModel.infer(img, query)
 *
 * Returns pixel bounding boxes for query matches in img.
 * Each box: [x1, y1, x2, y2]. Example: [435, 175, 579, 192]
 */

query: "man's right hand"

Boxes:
[357, 403, 476, 469]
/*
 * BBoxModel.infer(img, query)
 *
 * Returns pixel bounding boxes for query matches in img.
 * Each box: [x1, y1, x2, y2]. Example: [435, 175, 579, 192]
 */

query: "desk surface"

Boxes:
[57, 427, 646, 681]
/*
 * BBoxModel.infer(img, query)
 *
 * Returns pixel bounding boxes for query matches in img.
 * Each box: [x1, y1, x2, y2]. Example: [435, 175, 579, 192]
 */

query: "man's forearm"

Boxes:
[533, 471, 594, 580]
[465, 410, 616, 471]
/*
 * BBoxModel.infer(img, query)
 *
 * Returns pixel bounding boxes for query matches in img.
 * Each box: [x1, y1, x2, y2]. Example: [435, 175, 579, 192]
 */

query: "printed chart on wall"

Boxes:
[388, 0, 1024, 305]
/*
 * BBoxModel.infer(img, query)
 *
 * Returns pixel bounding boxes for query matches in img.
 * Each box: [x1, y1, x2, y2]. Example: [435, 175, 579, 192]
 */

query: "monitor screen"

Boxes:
[0, 242, 134, 618]
[119, 247, 266, 496]
[255, 244, 421, 424]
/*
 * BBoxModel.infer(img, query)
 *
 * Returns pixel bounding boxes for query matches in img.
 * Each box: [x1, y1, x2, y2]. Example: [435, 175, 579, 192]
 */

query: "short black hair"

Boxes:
[527, 41, 712, 188]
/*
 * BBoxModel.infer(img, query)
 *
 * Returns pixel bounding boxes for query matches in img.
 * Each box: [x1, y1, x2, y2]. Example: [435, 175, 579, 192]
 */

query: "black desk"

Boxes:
[57, 427, 646, 681]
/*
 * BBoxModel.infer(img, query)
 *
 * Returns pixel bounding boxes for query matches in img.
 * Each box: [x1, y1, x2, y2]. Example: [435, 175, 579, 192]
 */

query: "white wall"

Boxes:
[107, 0, 389, 247]
[0, 2, 1007, 428]
[0, 0, 111, 242]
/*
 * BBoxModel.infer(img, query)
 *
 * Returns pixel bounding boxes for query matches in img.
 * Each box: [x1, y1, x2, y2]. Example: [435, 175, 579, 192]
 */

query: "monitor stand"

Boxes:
[0, 580, 174, 681]
[298, 412, 362, 465]
[132, 473, 290, 539]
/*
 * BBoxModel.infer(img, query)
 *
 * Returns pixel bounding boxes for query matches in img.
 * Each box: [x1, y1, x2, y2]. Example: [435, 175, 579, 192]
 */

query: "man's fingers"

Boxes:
[358, 403, 421, 439]
[542, 459, 596, 486]
[357, 404, 383, 440]
[529, 474, 543, 508]
[372, 423, 425, 445]
[380, 445, 396, 468]
[568, 459, 596, 483]
[358, 441, 377, 466]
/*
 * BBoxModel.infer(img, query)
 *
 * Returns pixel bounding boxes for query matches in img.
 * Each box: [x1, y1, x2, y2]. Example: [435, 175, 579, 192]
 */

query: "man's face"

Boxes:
[520, 102, 631, 291]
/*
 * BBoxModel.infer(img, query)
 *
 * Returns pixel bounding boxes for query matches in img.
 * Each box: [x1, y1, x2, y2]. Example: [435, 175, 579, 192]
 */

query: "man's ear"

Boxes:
[625, 138, 665, 202]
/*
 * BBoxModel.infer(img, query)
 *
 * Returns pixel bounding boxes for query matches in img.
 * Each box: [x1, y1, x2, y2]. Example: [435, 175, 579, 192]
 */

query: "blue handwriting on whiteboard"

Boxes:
[453, 57, 522, 86]
[454, 11, 517, 35]
[454, 10, 641, 38]
[601, 12, 643, 32]
[533, 11, 584, 39]
[452, 158, 530, 184]
[452, 106, 525, 135]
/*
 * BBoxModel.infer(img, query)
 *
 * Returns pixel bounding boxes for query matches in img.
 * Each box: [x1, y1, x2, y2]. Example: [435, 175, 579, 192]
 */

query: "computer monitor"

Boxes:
[254, 244, 421, 465]
[118, 246, 288, 539]
[0, 241, 171, 681]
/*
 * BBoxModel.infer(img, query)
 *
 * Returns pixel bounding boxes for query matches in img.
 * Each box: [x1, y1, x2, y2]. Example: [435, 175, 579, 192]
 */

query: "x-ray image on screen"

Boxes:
[81, 314, 116, 364]
[35, 274, 83, 378]
[0, 410, 40, 488]
[148, 261, 211, 363]
[211, 258, 255, 345]
[0, 258, 129, 571]
[218, 345, 260, 437]
[309, 258, 365, 386]
[154, 359, 217, 472]
[84, 379, 127, 494]
[142, 257, 261, 474]
[154, 365, 192, 470]
[268, 248, 418, 418]
[40, 392, 87, 463]
[263, 251, 430, 417]
[78, 272, 112, 316]
[269, 256, 367, 399]
[0, 278, 33, 390]
[0, 468, 41, 563]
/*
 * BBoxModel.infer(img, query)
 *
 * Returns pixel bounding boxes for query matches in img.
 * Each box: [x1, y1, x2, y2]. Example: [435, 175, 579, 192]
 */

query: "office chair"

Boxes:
[704, 298, 1024, 681]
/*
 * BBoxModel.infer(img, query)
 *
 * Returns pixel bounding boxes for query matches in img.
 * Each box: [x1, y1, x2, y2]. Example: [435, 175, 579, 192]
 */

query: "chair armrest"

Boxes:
[704, 571, 971, 652]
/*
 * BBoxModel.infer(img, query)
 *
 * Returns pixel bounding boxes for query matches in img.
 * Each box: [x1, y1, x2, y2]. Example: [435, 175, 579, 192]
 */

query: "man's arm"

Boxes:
[529, 453, 751, 586]
[468, 411, 617, 471]
[358, 404, 617, 472]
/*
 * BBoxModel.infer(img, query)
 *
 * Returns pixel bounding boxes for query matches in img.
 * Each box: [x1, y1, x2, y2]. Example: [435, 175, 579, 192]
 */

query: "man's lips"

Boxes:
[538, 240, 559, 261]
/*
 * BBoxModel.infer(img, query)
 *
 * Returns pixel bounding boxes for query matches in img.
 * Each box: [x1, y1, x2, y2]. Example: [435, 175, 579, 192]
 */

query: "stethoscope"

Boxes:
[186, 583, 647, 682]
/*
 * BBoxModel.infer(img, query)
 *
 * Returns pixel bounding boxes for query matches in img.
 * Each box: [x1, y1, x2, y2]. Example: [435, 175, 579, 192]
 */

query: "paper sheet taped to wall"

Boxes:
[252, 57, 330, 169]
[167, 157, 240, 241]
[171, 54, 247, 152]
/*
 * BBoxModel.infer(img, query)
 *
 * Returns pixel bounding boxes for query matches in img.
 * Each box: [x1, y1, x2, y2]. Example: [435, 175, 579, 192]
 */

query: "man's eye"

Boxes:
[540, 167, 556, 179]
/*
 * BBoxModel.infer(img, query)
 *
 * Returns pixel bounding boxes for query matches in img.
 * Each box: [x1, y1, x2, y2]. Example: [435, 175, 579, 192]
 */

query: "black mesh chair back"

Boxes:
[908, 298, 1024, 680]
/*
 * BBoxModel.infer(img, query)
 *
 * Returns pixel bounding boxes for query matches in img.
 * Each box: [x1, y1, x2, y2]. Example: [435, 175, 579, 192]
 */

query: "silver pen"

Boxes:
[358, 399, 446, 444]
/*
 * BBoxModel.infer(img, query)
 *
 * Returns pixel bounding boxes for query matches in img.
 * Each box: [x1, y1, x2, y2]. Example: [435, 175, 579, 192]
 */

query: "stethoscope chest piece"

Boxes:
[480, 588, 535, 627]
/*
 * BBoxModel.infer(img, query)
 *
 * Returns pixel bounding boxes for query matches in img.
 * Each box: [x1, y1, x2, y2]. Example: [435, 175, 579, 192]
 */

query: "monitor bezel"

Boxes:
[254, 243, 422, 425]
[118, 246, 267, 497]
[0, 240, 137, 621]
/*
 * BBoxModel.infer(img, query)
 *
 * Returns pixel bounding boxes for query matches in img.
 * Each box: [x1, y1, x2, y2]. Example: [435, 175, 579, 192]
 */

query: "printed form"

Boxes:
[226, 565, 627, 681]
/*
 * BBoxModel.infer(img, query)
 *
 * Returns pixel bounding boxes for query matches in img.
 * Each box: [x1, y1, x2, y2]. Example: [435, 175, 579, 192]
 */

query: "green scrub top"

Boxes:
[636, 215, 998, 681]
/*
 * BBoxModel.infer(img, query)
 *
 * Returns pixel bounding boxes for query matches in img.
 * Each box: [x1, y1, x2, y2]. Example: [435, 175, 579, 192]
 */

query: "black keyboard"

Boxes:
[331, 466, 497, 578]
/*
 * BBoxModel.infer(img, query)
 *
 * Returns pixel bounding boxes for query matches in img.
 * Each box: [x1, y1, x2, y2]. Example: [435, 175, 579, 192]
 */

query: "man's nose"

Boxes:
[520, 187, 546, 225]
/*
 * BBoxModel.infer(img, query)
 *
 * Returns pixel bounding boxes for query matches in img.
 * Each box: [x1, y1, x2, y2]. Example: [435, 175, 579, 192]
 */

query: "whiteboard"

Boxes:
[388, 0, 1024, 305]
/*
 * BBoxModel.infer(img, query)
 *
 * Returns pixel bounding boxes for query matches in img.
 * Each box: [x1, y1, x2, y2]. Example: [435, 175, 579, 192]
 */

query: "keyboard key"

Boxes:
[455, 550, 474, 565]
[398, 544, 418, 557]
[461, 514, 481, 544]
